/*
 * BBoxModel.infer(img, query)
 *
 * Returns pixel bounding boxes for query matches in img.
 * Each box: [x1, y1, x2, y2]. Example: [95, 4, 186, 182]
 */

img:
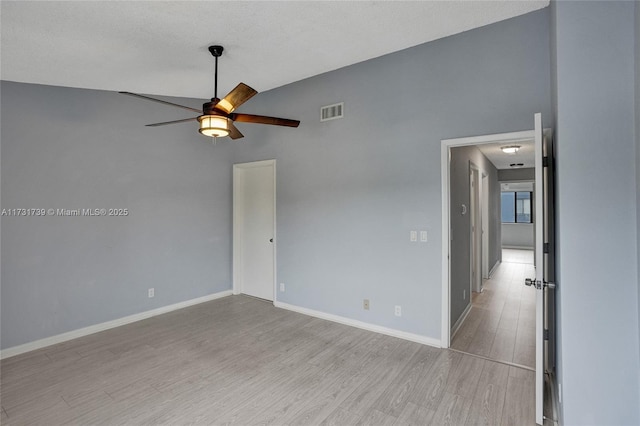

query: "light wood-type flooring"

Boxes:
[451, 249, 536, 369]
[1, 294, 538, 425]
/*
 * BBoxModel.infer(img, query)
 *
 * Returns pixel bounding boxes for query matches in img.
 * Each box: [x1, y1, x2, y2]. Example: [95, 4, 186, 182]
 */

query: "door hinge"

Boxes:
[543, 156, 549, 167]
[543, 243, 549, 254]
[544, 329, 549, 340]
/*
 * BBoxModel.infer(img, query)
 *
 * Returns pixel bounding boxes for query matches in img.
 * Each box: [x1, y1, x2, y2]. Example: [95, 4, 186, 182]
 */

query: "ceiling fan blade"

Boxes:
[145, 117, 198, 127]
[227, 122, 244, 140]
[120, 91, 202, 113]
[231, 113, 300, 128]
[215, 83, 258, 114]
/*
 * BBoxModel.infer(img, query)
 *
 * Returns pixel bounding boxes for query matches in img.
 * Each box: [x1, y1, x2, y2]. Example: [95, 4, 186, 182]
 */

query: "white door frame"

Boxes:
[481, 173, 490, 279]
[440, 130, 534, 347]
[469, 163, 482, 294]
[233, 159, 277, 302]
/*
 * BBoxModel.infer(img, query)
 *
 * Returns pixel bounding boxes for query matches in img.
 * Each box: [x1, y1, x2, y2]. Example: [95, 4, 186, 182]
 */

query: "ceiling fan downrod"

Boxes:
[208, 45, 224, 101]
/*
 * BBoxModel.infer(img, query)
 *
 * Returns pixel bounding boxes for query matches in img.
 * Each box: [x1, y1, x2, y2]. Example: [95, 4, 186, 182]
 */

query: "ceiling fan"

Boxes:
[120, 45, 300, 140]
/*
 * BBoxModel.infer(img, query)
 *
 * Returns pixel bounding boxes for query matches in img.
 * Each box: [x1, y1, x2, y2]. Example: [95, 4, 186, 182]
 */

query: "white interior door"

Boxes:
[532, 113, 545, 424]
[233, 160, 275, 301]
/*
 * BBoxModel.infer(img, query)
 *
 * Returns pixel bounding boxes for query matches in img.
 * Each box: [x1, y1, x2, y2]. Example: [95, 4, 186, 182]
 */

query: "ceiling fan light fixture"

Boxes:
[501, 145, 521, 154]
[198, 115, 230, 138]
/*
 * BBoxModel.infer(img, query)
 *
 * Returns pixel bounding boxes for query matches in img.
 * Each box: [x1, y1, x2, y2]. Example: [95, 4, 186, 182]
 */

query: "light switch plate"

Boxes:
[420, 231, 428, 242]
[410, 231, 417, 242]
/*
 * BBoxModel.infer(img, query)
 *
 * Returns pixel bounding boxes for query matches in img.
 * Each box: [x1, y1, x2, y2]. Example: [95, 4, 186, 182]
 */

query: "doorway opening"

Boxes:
[441, 119, 556, 425]
[441, 129, 536, 355]
[443, 132, 537, 368]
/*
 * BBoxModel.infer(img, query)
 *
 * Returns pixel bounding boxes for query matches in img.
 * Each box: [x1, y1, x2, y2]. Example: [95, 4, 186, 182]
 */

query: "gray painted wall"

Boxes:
[1, 82, 234, 349]
[449, 146, 501, 327]
[498, 167, 534, 181]
[635, 1, 640, 393]
[552, 1, 640, 424]
[232, 9, 551, 339]
[501, 224, 533, 249]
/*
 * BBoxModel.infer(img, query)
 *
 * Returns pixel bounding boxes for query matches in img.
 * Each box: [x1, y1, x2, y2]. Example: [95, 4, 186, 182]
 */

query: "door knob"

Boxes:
[525, 278, 556, 290]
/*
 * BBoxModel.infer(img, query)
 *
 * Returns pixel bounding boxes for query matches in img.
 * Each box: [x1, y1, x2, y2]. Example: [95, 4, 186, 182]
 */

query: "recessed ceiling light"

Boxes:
[501, 145, 521, 154]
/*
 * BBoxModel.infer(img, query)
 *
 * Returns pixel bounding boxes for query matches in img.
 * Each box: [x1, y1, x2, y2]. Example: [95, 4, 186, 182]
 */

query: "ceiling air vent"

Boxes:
[320, 102, 344, 122]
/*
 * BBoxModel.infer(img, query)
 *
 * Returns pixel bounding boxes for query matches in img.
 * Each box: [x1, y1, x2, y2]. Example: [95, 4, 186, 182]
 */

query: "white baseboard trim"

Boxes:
[450, 302, 472, 339]
[274, 301, 441, 349]
[0, 290, 233, 360]
[489, 260, 501, 277]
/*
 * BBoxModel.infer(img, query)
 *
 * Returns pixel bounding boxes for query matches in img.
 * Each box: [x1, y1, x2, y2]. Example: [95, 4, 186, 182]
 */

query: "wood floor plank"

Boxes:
[513, 332, 536, 369]
[408, 349, 461, 410]
[445, 353, 485, 398]
[338, 340, 420, 418]
[357, 408, 398, 426]
[372, 345, 441, 417]
[430, 391, 473, 426]
[464, 361, 509, 426]
[501, 367, 536, 426]
[497, 302, 520, 331]
[277, 336, 390, 424]
[320, 407, 363, 425]
[4, 393, 71, 425]
[489, 326, 517, 363]
[466, 329, 496, 358]
[393, 402, 436, 425]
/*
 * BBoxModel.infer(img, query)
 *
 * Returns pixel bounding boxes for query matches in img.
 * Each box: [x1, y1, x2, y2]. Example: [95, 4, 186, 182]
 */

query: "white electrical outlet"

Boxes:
[280, 283, 285, 292]
[148, 288, 154, 298]
[410, 231, 417, 242]
[363, 299, 370, 310]
[420, 231, 428, 242]
[394, 305, 402, 317]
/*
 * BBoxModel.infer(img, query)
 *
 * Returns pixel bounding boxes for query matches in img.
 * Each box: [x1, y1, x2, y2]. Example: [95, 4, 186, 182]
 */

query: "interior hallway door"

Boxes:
[529, 113, 556, 425]
[233, 160, 275, 301]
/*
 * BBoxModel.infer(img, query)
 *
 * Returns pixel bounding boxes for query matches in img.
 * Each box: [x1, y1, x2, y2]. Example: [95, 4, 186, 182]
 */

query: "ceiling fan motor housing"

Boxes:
[203, 98, 222, 115]
[208, 45, 224, 57]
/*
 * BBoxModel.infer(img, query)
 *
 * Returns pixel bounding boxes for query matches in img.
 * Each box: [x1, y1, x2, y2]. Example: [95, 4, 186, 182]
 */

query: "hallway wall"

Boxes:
[449, 146, 501, 329]
[551, 1, 640, 423]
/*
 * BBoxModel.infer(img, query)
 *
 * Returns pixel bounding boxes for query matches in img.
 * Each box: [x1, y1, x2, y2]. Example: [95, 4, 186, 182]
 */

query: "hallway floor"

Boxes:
[451, 249, 536, 369]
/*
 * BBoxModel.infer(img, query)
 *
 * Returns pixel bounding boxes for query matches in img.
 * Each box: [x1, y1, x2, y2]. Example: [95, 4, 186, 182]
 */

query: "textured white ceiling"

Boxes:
[1, 1, 548, 99]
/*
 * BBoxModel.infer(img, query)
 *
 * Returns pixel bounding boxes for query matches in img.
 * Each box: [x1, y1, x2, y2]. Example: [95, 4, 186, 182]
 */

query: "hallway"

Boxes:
[451, 249, 536, 369]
